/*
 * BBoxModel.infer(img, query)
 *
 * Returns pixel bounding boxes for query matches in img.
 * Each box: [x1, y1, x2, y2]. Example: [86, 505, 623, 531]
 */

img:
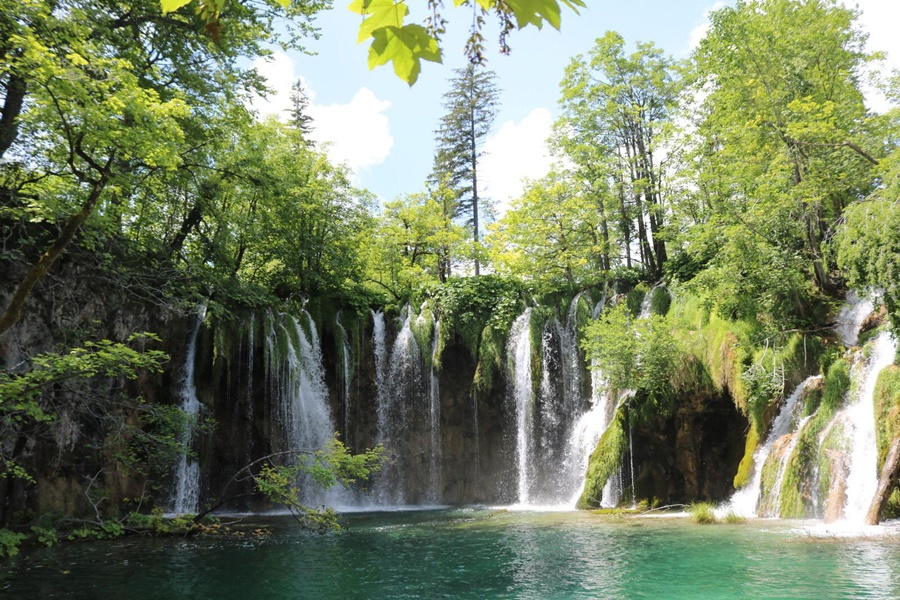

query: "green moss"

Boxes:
[573, 292, 595, 346]
[577, 408, 627, 510]
[821, 359, 851, 413]
[758, 448, 782, 515]
[409, 302, 435, 369]
[883, 488, 900, 519]
[625, 283, 648, 317]
[649, 286, 672, 316]
[474, 324, 505, 392]
[874, 365, 900, 469]
[733, 426, 759, 490]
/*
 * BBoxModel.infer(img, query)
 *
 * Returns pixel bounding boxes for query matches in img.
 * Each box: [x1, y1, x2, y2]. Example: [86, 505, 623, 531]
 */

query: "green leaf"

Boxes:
[506, 0, 562, 30]
[160, 0, 192, 14]
[353, 0, 409, 43]
[367, 24, 442, 85]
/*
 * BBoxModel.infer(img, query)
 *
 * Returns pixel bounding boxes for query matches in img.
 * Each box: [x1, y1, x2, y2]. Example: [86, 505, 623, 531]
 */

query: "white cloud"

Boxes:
[249, 51, 393, 174]
[308, 89, 393, 174]
[249, 52, 296, 118]
[687, 1, 726, 52]
[480, 108, 555, 219]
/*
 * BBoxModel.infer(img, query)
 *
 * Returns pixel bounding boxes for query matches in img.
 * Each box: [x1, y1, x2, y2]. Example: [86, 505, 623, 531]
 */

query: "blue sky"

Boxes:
[250, 0, 900, 212]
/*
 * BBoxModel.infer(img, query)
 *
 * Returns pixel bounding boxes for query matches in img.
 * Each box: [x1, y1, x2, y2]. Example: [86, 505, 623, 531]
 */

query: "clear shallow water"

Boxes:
[4, 509, 900, 599]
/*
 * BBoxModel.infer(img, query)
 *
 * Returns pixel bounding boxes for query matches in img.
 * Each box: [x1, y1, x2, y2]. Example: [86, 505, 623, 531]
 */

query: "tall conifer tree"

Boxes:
[431, 64, 500, 276]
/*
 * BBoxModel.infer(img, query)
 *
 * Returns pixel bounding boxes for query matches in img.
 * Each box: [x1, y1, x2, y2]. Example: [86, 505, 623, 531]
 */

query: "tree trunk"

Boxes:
[0, 74, 26, 159]
[0, 174, 109, 334]
[470, 101, 480, 277]
[865, 437, 900, 526]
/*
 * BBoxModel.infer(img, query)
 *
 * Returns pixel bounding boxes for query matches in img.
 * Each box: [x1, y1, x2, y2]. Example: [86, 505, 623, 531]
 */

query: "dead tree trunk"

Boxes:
[865, 437, 900, 526]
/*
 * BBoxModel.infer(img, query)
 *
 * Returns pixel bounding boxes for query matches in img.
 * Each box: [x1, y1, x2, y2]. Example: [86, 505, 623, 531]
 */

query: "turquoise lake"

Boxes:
[3, 509, 900, 599]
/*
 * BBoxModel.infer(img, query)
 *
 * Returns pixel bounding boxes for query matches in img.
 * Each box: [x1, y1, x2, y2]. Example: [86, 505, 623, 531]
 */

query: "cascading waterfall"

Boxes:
[766, 415, 813, 516]
[372, 310, 387, 395]
[372, 307, 430, 505]
[639, 284, 660, 319]
[172, 304, 207, 514]
[736, 293, 896, 523]
[505, 294, 607, 508]
[835, 292, 875, 346]
[428, 320, 442, 503]
[843, 331, 897, 522]
[507, 309, 534, 504]
[260, 310, 345, 506]
[336, 313, 352, 446]
[727, 376, 820, 517]
[245, 313, 255, 424]
[566, 368, 610, 506]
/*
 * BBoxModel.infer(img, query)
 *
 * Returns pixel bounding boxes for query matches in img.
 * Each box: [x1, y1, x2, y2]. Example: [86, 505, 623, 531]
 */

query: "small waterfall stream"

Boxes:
[507, 309, 534, 504]
[843, 332, 896, 522]
[428, 320, 442, 503]
[171, 304, 207, 514]
[727, 376, 819, 517]
[336, 313, 352, 446]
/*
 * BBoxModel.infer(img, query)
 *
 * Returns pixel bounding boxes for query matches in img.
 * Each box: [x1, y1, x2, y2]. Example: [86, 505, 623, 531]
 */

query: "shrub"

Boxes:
[689, 502, 718, 524]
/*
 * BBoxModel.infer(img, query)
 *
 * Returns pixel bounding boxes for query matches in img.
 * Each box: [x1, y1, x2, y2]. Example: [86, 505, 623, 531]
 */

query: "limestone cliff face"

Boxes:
[2, 261, 756, 519]
[0, 256, 187, 524]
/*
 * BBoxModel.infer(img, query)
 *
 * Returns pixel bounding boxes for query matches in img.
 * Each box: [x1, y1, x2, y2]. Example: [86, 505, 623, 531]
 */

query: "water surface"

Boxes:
[3, 509, 900, 599]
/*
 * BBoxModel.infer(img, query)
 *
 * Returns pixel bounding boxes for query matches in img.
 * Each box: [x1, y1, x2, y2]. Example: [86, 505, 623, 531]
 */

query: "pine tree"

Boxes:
[430, 64, 500, 276]
[288, 79, 315, 142]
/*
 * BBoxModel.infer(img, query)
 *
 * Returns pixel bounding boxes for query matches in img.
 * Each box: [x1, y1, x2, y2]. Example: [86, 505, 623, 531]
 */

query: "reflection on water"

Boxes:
[3, 511, 900, 599]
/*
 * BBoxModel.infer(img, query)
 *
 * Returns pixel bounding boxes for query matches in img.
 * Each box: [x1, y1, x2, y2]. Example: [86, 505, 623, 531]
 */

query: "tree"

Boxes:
[431, 64, 500, 276]
[362, 191, 466, 300]
[835, 148, 900, 332]
[556, 31, 680, 278]
[288, 79, 315, 142]
[488, 169, 606, 291]
[0, 0, 324, 334]
[677, 0, 881, 325]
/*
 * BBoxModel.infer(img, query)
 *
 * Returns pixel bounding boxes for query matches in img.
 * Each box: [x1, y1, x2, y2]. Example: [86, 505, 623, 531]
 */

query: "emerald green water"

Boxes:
[3, 509, 900, 599]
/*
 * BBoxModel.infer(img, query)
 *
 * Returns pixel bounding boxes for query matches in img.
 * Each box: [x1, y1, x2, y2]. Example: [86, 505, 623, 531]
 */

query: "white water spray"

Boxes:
[172, 304, 207, 514]
[507, 309, 534, 504]
[843, 332, 897, 523]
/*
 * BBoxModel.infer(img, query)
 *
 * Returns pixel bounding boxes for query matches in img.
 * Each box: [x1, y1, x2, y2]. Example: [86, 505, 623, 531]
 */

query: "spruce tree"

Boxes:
[430, 64, 500, 276]
[288, 79, 315, 143]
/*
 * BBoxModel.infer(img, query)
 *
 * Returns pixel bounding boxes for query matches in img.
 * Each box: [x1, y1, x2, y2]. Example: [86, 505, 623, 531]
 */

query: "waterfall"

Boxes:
[727, 376, 820, 517]
[835, 292, 875, 347]
[245, 313, 255, 424]
[260, 310, 343, 506]
[172, 304, 207, 514]
[567, 367, 610, 506]
[507, 309, 534, 504]
[429, 321, 442, 503]
[766, 415, 812, 516]
[843, 332, 897, 522]
[372, 310, 387, 396]
[336, 313, 352, 446]
[372, 307, 429, 505]
[639, 284, 660, 319]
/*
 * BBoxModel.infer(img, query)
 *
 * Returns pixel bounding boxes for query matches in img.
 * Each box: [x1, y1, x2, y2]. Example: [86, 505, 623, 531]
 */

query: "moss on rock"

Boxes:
[577, 408, 626, 509]
[733, 426, 759, 490]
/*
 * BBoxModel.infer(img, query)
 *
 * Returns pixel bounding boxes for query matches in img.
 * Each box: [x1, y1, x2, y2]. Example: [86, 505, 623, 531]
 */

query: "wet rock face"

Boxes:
[632, 389, 746, 505]
[823, 449, 849, 523]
